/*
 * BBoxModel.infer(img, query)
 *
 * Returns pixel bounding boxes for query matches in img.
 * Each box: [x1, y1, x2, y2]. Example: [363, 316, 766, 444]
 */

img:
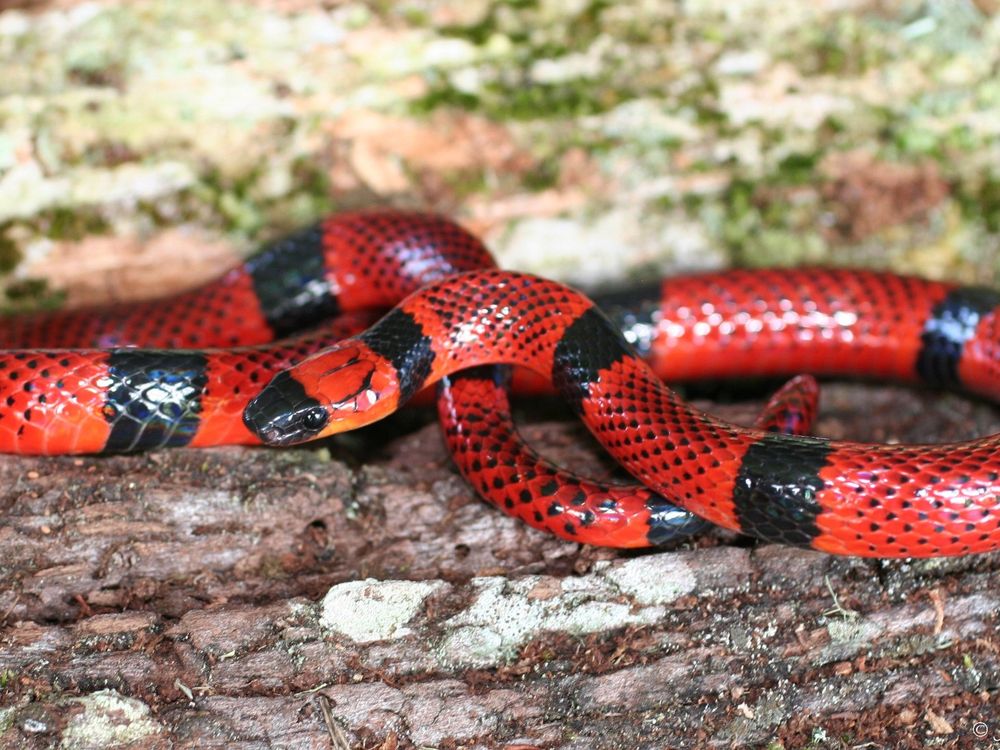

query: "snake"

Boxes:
[241, 260, 1000, 559]
[3, 211, 999, 556]
[0, 210, 816, 549]
[438, 367, 818, 547]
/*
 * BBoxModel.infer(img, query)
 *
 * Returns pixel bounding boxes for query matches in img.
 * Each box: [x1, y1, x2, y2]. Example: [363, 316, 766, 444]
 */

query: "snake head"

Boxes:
[244, 343, 398, 446]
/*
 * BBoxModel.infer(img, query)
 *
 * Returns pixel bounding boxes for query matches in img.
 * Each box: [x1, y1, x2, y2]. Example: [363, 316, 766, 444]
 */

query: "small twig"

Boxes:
[315, 693, 351, 750]
[72, 594, 93, 617]
[173, 678, 195, 707]
[294, 682, 331, 697]
[927, 587, 945, 635]
[822, 575, 858, 619]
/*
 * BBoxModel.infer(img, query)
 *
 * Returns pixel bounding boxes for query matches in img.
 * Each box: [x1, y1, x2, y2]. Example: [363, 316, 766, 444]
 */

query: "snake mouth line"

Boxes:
[244, 370, 329, 446]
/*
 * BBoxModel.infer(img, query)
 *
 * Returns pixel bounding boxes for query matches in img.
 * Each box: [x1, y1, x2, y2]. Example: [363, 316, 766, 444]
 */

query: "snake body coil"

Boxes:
[3, 211, 1000, 557]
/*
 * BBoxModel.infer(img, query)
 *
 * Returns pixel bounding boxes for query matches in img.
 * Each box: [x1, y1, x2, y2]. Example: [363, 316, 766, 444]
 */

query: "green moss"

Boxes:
[703, 166, 831, 267]
[531, 0, 613, 58]
[774, 152, 821, 186]
[504, 80, 630, 119]
[198, 166, 266, 236]
[414, 0, 633, 122]
[0, 228, 21, 273]
[397, 6, 430, 27]
[6, 278, 50, 302]
[719, 178, 756, 233]
[438, 0, 541, 46]
[939, 123, 978, 154]
[145, 155, 334, 244]
[956, 175, 1000, 234]
[674, 75, 727, 130]
[0, 670, 15, 690]
[789, 17, 891, 76]
[409, 48, 637, 121]
[892, 123, 941, 157]
[271, 156, 333, 229]
[33, 207, 112, 242]
[410, 83, 481, 115]
[437, 168, 490, 201]
[741, 228, 828, 267]
[413, 75, 633, 121]
[521, 158, 560, 192]
[0, 279, 64, 315]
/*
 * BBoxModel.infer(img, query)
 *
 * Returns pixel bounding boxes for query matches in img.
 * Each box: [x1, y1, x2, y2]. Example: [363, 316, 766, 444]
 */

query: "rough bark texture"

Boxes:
[2, 383, 999, 749]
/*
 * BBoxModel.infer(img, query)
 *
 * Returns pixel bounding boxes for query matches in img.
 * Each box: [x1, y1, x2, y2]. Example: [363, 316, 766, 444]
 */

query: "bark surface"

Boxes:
[1, 384, 999, 749]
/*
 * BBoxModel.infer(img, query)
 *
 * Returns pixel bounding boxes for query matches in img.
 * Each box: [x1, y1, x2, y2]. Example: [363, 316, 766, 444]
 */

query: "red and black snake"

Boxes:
[0, 211, 817, 548]
[3, 211, 1000, 557]
[438, 367, 819, 547]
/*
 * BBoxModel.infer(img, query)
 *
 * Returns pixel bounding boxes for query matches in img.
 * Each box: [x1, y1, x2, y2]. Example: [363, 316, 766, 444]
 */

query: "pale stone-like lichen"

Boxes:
[320, 578, 446, 643]
[598, 553, 697, 606]
[439, 574, 661, 667]
[58, 689, 164, 750]
[437, 552, 701, 668]
[817, 618, 885, 665]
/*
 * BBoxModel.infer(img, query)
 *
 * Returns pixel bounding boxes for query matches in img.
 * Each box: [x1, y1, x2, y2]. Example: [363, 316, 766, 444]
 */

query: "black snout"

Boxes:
[244, 371, 329, 446]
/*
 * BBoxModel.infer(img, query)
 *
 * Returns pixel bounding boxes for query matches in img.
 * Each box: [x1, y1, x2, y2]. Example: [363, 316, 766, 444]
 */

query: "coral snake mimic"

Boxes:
[2, 212, 999, 558]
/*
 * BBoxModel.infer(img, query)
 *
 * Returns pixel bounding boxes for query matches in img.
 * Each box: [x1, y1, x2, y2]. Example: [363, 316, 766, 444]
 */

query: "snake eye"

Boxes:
[302, 407, 328, 431]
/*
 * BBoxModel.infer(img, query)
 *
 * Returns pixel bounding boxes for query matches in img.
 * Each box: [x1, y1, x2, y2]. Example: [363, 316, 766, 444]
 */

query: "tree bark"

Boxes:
[1, 384, 999, 749]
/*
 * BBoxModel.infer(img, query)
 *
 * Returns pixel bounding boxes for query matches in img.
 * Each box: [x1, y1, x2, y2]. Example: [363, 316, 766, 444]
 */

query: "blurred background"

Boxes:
[0, 0, 998, 312]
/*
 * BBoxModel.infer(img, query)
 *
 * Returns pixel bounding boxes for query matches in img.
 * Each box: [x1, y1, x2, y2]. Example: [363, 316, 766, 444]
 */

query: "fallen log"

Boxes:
[1, 384, 998, 748]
